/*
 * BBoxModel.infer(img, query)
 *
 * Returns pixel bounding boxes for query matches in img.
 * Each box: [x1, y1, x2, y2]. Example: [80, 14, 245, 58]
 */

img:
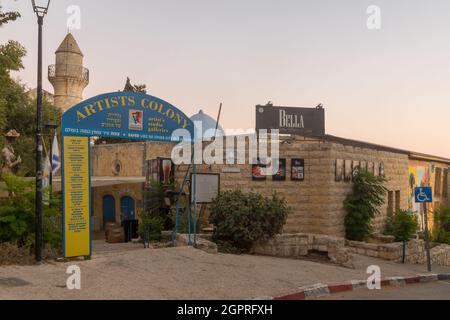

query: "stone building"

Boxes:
[48, 33, 450, 239]
[88, 134, 450, 238]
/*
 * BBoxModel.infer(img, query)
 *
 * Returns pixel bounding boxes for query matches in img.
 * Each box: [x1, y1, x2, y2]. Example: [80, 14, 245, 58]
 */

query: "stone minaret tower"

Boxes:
[48, 33, 89, 112]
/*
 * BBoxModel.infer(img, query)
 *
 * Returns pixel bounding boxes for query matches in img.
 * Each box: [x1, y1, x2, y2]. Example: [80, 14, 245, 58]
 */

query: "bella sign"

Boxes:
[256, 105, 325, 136]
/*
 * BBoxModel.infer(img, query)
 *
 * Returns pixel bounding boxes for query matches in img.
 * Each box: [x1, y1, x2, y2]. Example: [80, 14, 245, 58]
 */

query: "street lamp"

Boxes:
[32, 0, 50, 263]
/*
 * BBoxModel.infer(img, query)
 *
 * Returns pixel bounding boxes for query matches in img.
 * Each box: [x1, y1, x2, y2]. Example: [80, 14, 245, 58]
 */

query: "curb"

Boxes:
[257, 273, 450, 300]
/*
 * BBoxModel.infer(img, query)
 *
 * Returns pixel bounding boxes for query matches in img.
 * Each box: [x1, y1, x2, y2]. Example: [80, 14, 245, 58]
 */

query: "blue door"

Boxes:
[120, 196, 135, 221]
[102, 195, 116, 227]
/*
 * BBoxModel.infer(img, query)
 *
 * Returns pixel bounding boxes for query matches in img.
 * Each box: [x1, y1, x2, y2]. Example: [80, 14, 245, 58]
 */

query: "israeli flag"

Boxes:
[52, 134, 61, 175]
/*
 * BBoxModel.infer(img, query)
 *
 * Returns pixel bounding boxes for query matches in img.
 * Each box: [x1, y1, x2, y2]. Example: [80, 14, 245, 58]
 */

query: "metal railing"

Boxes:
[48, 64, 89, 82]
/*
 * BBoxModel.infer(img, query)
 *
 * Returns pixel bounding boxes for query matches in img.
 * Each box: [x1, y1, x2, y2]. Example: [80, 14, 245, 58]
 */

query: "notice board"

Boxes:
[63, 136, 91, 258]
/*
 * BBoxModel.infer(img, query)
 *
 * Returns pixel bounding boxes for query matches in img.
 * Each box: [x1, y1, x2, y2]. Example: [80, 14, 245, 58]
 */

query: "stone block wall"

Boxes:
[329, 143, 410, 235]
[252, 233, 354, 268]
[346, 239, 450, 267]
[90, 135, 413, 238]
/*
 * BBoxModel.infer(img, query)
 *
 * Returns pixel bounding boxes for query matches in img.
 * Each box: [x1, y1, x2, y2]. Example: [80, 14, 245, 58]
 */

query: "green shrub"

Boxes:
[344, 169, 387, 241]
[0, 174, 61, 249]
[144, 180, 175, 230]
[433, 205, 450, 244]
[209, 190, 289, 251]
[138, 215, 164, 242]
[385, 210, 418, 242]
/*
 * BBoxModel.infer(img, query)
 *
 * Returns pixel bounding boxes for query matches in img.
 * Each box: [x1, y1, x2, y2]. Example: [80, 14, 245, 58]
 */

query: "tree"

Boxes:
[95, 77, 147, 144]
[0, 4, 20, 27]
[123, 77, 147, 94]
[344, 170, 387, 241]
[0, 12, 61, 176]
[0, 41, 27, 132]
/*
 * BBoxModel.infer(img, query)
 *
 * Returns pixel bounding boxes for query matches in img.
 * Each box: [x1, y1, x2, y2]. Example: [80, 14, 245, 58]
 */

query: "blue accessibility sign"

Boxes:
[414, 187, 433, 203]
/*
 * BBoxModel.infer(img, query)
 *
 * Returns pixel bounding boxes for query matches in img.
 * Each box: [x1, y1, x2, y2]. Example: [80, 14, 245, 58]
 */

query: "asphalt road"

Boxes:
[319, 280, 450, 300]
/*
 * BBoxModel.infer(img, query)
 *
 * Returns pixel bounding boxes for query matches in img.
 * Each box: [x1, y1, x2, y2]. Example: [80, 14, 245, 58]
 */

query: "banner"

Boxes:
[63, 136, 90, 258]
[43, 155, 51, 206]
[52, 133, 61, 174]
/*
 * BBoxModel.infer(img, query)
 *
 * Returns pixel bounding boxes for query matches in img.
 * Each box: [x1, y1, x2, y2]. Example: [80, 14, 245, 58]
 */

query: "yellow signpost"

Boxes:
[63, 136, 90, 257]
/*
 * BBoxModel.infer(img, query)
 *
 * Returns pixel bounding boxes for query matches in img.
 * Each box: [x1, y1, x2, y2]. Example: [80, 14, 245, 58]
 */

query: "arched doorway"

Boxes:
[120, 196, 135, 222]
[102, 195, 116, 228]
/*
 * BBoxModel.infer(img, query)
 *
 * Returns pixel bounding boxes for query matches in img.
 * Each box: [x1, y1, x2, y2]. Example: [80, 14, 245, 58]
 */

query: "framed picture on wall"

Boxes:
[146, 158, 175, 185]
[159, 158, 175, 185]
[291, 159, 305, 181]
[252, 159, 267, 181]
[335, 159, 344, 182]
[272, 158, 287, 181]
[344, 160, 353, 182]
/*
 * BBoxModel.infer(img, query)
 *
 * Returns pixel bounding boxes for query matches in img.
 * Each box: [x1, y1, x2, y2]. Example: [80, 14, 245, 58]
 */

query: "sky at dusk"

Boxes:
[1, 0, 449, 157]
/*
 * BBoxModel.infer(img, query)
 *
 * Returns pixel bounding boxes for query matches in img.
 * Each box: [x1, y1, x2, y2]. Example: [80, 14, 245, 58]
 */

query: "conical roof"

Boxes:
[56, 33, 83, 56]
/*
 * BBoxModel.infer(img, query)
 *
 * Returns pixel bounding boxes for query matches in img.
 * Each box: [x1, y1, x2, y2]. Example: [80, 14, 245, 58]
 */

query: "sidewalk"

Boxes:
[1, 246, 449, 300]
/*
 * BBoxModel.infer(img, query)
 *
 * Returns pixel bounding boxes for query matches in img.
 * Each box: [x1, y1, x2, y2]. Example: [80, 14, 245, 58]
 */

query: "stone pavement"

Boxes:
[1, 245, 449, 300]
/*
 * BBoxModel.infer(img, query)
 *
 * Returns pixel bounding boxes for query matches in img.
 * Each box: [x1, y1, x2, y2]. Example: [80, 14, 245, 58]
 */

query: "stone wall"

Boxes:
[346, 239, 450, 267]
[252, 233, 354, 268]
[329, 143, 410, 235]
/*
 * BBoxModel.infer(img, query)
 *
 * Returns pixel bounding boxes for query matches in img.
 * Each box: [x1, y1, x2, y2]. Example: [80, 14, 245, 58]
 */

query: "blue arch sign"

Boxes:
[61, 92, 194, 258]
[62, 92, 194, 141]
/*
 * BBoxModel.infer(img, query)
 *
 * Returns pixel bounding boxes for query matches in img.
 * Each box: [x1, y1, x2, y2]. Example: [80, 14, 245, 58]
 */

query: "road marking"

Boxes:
[438, 280, 450, 285]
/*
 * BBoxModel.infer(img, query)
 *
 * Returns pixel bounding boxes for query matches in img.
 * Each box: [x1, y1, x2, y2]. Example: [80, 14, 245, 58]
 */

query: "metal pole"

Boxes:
[423, 203, 432, 272]
[193, 162, 197, 246]
[35, 15, 44, 262]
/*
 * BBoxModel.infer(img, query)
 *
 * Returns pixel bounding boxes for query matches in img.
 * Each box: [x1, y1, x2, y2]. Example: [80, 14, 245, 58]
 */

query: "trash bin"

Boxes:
[122, 219, 139, 242]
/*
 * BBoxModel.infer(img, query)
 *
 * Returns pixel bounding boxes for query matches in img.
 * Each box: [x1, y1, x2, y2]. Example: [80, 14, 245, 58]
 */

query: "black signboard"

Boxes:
[255, 104, 325, 136]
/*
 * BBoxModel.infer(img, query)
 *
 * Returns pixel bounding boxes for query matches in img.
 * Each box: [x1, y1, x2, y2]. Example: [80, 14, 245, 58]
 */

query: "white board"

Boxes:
[191, 174, 220, 203]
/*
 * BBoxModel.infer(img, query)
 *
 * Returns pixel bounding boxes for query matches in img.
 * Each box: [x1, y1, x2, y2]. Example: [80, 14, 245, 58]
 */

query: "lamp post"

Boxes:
[45, 121, 58, 207]
[32, 0, 50, 263]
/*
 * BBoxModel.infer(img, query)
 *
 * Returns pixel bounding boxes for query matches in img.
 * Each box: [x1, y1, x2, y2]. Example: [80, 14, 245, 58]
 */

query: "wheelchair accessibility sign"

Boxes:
[415, 187, 433, 203]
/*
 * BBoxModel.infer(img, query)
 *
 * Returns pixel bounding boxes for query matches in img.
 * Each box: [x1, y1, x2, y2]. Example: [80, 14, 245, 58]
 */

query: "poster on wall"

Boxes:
[147, 158, 175, 185]
[273, 159, 287, 181]
[335, 159, 344, 182]
[291, 159, 305, 181]
[344, 160, 353, 181]
[252, 159, 267, 181]
[160, 158, 175, 185]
